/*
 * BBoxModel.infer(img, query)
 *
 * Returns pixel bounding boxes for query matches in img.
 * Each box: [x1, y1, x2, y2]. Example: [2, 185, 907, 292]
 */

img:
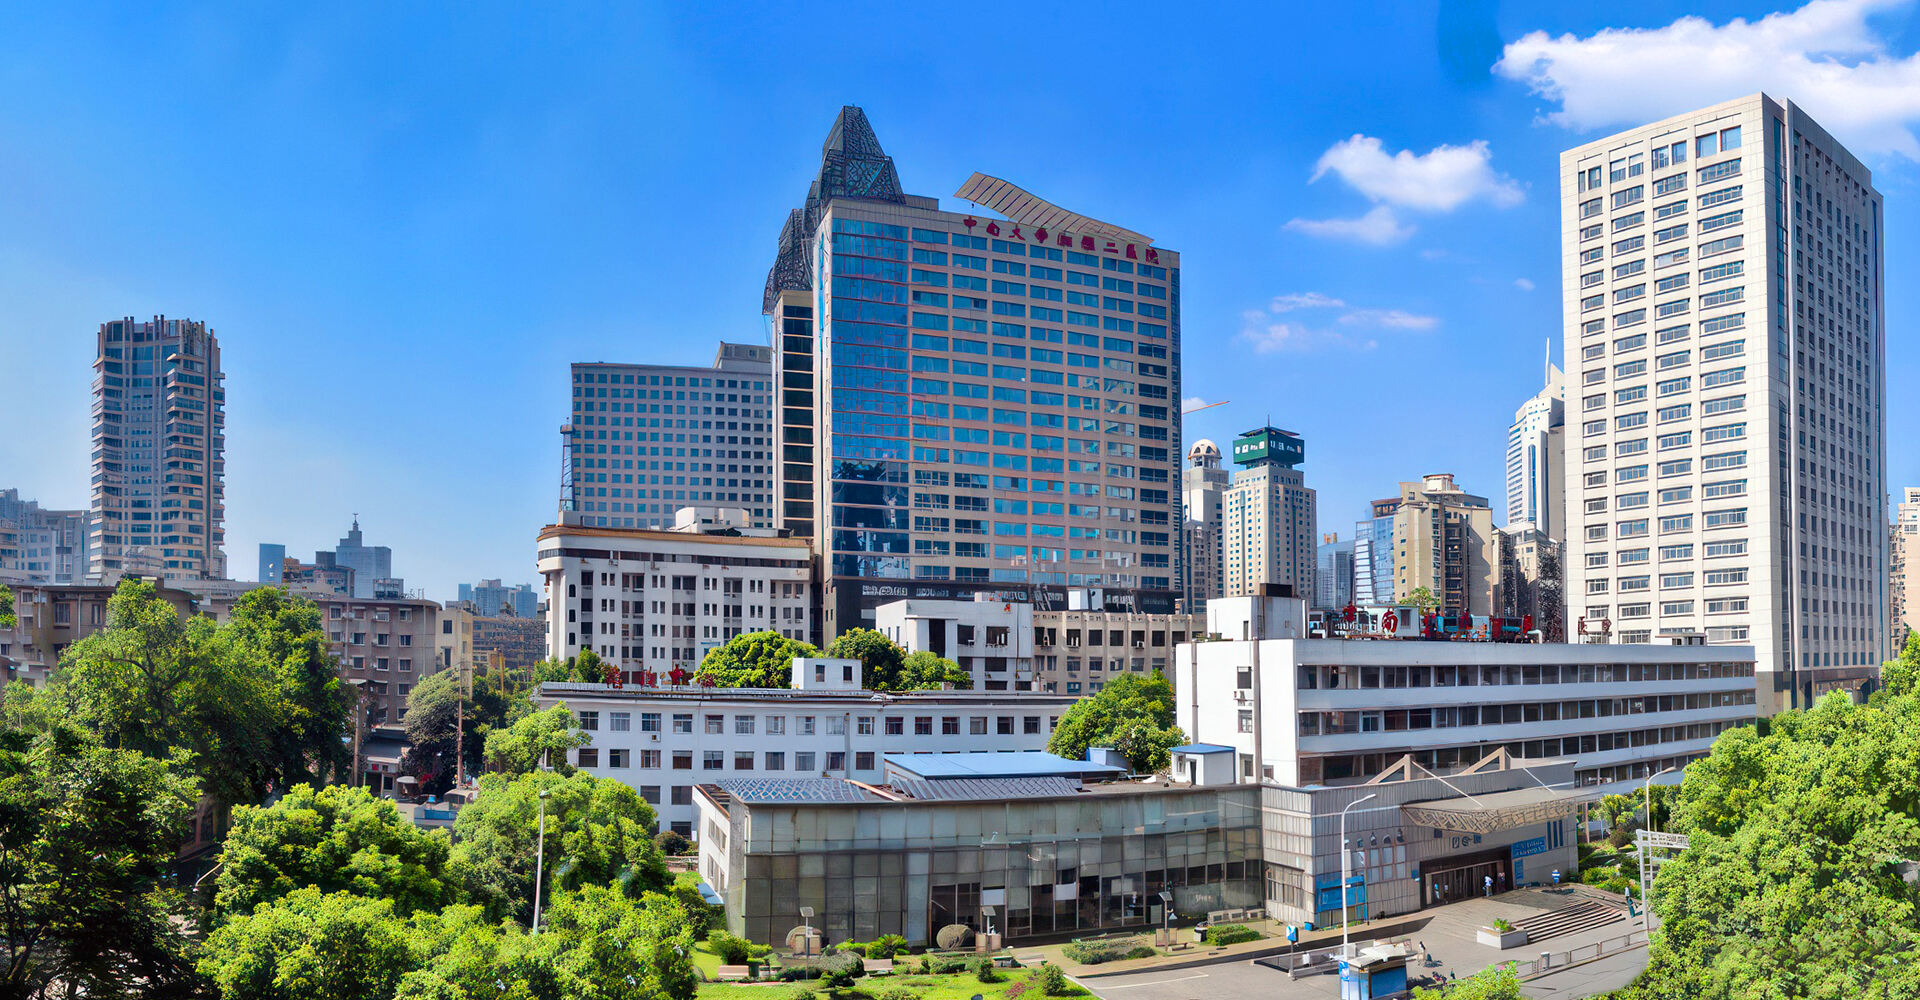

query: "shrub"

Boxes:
[654, 828, 692, 855]
[972, 957, 1000, 983]
[935, 923, 974, 950]
[1203, 923, 1259, 946]
[819, 952, 864, 990]
[928, 955, 970, 974]
[1034, 964, 1074, 997]
[708, 930, 754, 965]
[881, 989, 916, 1000]
[1061, 939, 1156, 965]
[1491, 918, 1514, 933]
[868, 934, 909, 959]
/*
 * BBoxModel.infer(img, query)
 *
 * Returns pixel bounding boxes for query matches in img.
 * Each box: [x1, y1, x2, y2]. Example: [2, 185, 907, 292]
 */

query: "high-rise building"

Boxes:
[1181, 439, 1228, 610]
[457, 578, 539, 619]
[1222, 427, 1315, 598]
[1378, 474, 1502, 616]
[88, 316, 225, 582]
[1559, 94, 1887, 711]
[1506, 357, 1566, 539]
[320, 518, 397, 599]
[562, 343, 774, 531]
[1892, 488, 1920, 643]
[258, 543, 286, 585]
[1352, 509, 1395, 606]
[0, 490, 90, 584]
[1315, 533, 1354, 612]
[764, 106, 1182, 636]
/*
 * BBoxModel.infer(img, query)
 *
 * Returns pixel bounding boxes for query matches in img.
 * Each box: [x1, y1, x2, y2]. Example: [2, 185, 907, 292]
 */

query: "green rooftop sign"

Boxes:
[1232, 427, 1304, 468]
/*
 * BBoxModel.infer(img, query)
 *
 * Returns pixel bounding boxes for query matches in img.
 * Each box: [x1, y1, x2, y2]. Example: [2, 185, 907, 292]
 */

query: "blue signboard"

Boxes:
[1510, 836, 1549, 860]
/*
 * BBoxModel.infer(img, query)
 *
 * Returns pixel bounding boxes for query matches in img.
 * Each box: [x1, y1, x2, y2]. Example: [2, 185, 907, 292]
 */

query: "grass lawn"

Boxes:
[697, 968, 1084, 1000]
[691, 942, 728, 979]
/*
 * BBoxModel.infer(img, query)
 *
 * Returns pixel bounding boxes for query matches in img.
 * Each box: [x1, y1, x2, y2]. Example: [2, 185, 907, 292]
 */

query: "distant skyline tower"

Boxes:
[1505, 350, 1565, 539]
[1221, 426, 1315, 599]
[764, 106, 1183, 636]
[1181, 438, 1228, 610]
[88, 316, 225, 582]
[1559, 93, 1887, 712]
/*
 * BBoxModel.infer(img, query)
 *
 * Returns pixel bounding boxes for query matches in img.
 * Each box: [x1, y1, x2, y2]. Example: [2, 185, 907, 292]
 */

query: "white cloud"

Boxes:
[1238, 293, 1439, 353]
[1181, 396, 1212, 412]
[1283, 205, 1415, 246]
[1514, 277, 1537, 291]
[1310, 134, 1525, 211]
[1496, 0, 1920, 158]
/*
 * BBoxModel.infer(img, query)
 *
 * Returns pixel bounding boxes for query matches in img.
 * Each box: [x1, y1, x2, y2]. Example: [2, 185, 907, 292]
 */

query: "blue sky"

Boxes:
[4, 1, 1919, 601]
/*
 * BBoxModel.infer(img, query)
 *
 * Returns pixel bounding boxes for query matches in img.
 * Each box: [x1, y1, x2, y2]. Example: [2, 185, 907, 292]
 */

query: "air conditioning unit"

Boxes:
[1234, 691, 1251, 702]
[650, 734, 660, 742]
[1133, 641, 1145, 648]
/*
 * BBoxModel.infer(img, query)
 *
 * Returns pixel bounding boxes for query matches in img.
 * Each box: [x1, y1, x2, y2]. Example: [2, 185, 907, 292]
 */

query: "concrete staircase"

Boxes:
[1510, 897, 1628, 945]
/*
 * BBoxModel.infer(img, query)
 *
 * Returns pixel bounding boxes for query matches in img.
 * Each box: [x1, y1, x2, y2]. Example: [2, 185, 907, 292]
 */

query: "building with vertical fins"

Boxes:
[1558, 94, 1887, 712]
[1221, 427, 1315, 599]
[1505, 356, 1565, 540]
[88, 316, 225, 582]
[764, 107, 1183, 637]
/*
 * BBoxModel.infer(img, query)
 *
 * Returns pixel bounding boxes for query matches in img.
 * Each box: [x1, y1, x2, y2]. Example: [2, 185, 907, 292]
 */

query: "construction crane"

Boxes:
[1183, 399, 1228, 415]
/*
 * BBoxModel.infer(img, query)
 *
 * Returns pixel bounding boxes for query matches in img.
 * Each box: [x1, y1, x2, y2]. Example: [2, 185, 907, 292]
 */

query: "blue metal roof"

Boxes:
[884, 751, 1127, 781]
[713, 778, 883, 803]
[1170, 743, 1236, 754]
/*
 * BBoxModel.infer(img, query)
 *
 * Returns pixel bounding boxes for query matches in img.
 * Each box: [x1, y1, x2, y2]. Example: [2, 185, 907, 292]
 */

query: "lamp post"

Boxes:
[1639, 766, 1675, 934]
[1340, 792, 1377, 959]
[532, 787, 553, 934]
[800, 906, 815, 958]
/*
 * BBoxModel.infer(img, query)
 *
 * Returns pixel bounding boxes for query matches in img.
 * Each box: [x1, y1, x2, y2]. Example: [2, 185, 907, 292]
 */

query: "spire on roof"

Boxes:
[765, 106, 907, 311]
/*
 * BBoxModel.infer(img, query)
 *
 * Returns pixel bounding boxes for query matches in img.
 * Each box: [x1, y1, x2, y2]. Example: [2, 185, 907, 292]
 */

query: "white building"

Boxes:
[1182, 439, 1229, 610]
[538, 511, 814, 680]
[874, 597, 1035, 690]
[1174, 596, 1756, 795]
[1559, 94, 1887, 713]
[1505, 358, 1565, 539]
[534, 659, 1079, 837]
[1222, 427, 1316, 599]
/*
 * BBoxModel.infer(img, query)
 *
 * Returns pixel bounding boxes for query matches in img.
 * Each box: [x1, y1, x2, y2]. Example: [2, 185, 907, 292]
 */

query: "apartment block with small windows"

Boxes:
[533, 666, 1077, 838]
[563, 343, 775, 531]
[1560, 94, 1887, 712]
[538, 513, 814, 679]
[1222, 427, 1316, 601]
[315, 595, 441, 726]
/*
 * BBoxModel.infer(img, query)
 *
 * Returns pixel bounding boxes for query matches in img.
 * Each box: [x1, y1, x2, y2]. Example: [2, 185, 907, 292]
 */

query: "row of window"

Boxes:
[1585, 540, 1749, 567]
[574, 709, 1053, 737]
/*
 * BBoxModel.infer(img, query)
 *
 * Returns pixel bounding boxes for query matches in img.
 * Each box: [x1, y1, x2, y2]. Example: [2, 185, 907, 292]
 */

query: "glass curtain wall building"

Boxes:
[766, 107, 1183, 636]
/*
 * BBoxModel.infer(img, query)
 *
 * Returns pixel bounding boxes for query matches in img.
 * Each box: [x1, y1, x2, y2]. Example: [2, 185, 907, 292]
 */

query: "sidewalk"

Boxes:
[1024, 914, 1427, 978]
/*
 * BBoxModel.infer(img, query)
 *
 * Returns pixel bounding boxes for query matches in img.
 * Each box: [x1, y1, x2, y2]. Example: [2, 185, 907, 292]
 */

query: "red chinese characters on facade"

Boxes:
[1080, 235, 1094, 250]
[963, 217, 976, 230]
[986, 221, 1001, 236]
[1034, 228, 1048, 242]
[955, 214, 1163, 264]
[637, 669, 658, 687]
[668, 666, 690, 686]
[1145, 248, 1159, 264]
[1009, 226, 1023, 240]
[1057, 233, 1072, 247]
[1124, 243, 1138, 260]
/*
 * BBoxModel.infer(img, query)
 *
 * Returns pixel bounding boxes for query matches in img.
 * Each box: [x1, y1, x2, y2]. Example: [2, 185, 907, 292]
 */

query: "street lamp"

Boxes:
[1158, 889, 1174, 942]
[1339, 792, 1377, 959]
[1639, 766, 1676, 935]
[800, 906, 815, 958]
[532, 787, 553, 934]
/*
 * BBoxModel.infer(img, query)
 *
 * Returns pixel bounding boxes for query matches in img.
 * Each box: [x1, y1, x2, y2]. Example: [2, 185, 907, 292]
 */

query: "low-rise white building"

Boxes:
[538, 511, 814, 682]
[874, 597, 1035, 690]
[533, 658, 1080, 837]
[1175, 595, 1757, 795]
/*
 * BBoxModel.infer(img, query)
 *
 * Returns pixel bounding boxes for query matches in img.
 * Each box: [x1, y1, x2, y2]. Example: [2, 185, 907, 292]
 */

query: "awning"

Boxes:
[1399, 786, 1588, 834]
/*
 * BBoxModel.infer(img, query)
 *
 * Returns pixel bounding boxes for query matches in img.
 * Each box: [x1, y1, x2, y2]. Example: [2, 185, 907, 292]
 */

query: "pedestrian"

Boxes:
[1483, 874, 1493, 897]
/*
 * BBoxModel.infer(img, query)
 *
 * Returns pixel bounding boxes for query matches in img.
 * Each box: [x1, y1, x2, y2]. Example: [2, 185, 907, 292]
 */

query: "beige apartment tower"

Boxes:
[1222, 427, 1315, 599]
[1559, 94, 1887, 712]
[1381, 474, 1501, 615]
[88, 316, 226, 582]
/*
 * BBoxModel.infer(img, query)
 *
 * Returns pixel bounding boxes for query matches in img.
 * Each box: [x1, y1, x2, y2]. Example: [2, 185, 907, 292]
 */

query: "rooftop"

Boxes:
[883, 750, 1128, 782]
[533, 682, 1079, 705]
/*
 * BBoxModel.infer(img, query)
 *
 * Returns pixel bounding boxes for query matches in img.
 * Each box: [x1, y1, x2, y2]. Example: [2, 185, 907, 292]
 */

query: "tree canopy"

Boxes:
[0, 722, 203, 999]
[1879, 629, 1919, 700]
[213, 782, 461, 922]
[531, 650, 611, 685]
[898, 649, 971, 690]
[451, 769, 670, 924]
[824, 628, 904, 688]
[1045, 670, 1185, 772]
[694, 630, 819, 688]
[1412, 964, 1521, 999]
[1620, 691, 1920, 998]
[42, 580, 351, 805]
[1403, 585, 1439, 613]
[483, 704, 591, 775]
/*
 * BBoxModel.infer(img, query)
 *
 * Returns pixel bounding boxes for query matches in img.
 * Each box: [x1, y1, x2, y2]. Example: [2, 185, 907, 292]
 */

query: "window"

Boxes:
[1704, 508, 1747, 527]
[1700, 260, 1743, 284]
[609, 712, 631, 732]
[1614, 284, 1646, 304]
[1616, 385, 1647, 404]
[1658, 459, 1692, 477]
[1657, 324, 1689, 345]
[1658, 403, 1690, 422]
[1656, 274, 1689, 294]
[672, 751, 692, 770]
[1612, 186, 1644, 209]
[1699, 234, 1743, 257]
[1704, 395, 1744, 415]
[1653, 248, 1689, 269]
[795, 752, 816, 771]
[1660, 515, 1693, 533]
[1615, 359, 1647, 378]
[1700, 287, 1744, 310]
[703, 751, 724, 770]
[1614, 333, 1647, 353]
[856, 751, 875, 770]
[826, 751, 846, 771]
[1698, 209, 1742, 234]
[1613, 211, 1643, 232]
[1704, 479, 1747, 499]
[1654, 200, 1687, 221]
[1653, 173, 1687, 197]
[607, 749, 630, 768]
[1656, 350, 1689, 370]
[640, 749, 661, 768]
[765, 751, 785, 771]
[577, 711, 599, 731]
[735, 715, 754, 735]
[1658, 432, 1691, 450]
[1660, 543, 1694, 560]
[1703, 451, 1746, 471]
[577, 748, 599, 768]
[1654, 223, 1687, 244]
[735, 751, 755, 770]
[1703, 423, 1746, 443]
[1613, 235, 1645, 256]
[1580, 197, 1603, 219]
[1705, 568, 1748, 585]
[1661, 573, 1694, 589]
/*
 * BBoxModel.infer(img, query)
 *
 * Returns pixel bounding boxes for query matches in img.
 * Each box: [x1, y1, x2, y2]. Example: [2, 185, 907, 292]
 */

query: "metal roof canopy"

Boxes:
[889, 775, 1082, 801]
[713, 778, 885, 804]
[1400, 786, 1582, 834]
[953, 173, 1154, 245]
[884, 750, 1126, 782]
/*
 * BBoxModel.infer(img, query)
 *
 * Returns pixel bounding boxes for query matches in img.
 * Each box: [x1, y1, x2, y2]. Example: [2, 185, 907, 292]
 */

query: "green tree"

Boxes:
[451, 769, 670, 924]
[1045, 670, 1186, 772]
[530, 651, 608, 686]
[483, 703, 591, 775]
[213, 782, 461, 921]
[695, 630, 819, 688]
[0, 584, 14, 628]
[897, 649, 971, 690]
[402, 668, 470, 790]
[48, 580, 350, 805]
[199, 888, 422, 1000]
[1403, 586, 1439, 614]
[0, 723, 203, 999]
[1879, 628, 1920, 699]
[1622, 691, 1920, 998]
[825, 628, 906, 690]
[1412, 963, 1521, 999]
[394, 887, 699, 1000]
